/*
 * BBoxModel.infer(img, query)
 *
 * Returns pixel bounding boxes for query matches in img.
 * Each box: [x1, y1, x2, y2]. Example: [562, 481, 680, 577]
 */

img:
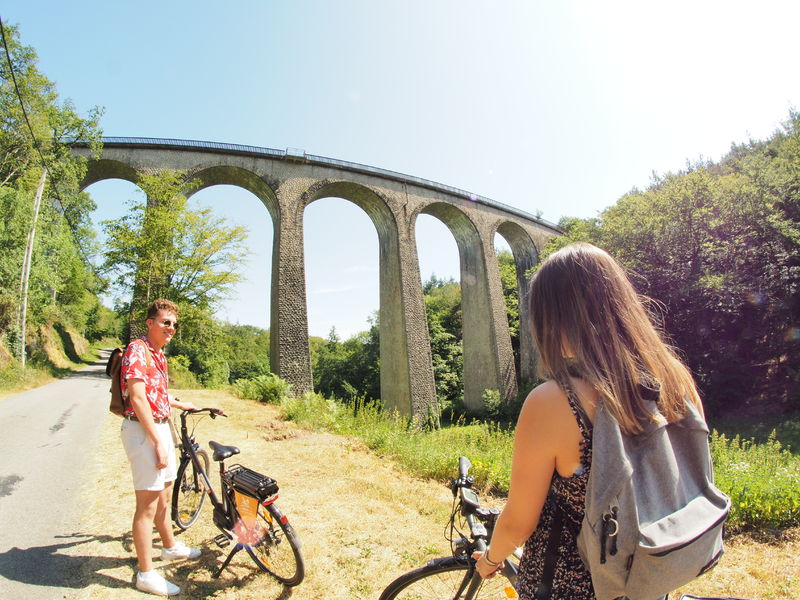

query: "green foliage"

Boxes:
[423, 276, 464, 413]
[282, 390, 800, 528]
[481, 388, 502, 419]
[281, 392, 514, 493]
[166, 354, 200, 389]
[0, 23, 104, 350]
[223, 324, 270, 382]
[82, 300, 122, 341]
[101, 170, 249, 315]
[308, 257, 523, 420]
[710, 430, 800, 529]
[101, 168, 255, 386]
[233, 372, 291, 404]
[312, 322, 380, 402]
[547, 111, 800, 414]
[166, 304, 229, 387]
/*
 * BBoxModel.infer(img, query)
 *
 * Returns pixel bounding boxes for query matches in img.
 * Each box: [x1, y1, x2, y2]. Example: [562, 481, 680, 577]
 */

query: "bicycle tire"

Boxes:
[172, 449, 209, 530]
[244, 502, 304, 587]
[379, 557, 517, 600]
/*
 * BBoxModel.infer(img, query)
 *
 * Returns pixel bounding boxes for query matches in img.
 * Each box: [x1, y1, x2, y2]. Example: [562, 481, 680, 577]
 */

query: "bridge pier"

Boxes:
[270, 183, 313, 395]
[75, 138, 560, 421]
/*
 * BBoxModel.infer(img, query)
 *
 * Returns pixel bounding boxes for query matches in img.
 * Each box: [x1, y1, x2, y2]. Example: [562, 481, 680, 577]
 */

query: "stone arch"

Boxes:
[185, 165, 279, 223]
[73, 139, 561, 420]
[303, 180, 435, 416]
[418, 202, 516, 411]
[79, 158, 140, 190]
[495, 221, 540, 385]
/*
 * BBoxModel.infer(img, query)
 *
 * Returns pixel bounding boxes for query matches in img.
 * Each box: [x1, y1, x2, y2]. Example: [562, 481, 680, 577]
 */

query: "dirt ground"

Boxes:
[66, 390, 798, 599]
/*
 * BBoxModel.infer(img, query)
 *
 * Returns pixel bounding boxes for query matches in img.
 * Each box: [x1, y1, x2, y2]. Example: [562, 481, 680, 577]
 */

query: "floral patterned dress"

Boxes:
[516, 380, 595, 600]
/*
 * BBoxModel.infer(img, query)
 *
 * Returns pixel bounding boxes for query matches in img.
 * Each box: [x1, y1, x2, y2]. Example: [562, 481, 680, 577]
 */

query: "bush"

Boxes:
[710, 430, 800, 530]
[167, 354, 200, 389]
[233, 373, 292, 404]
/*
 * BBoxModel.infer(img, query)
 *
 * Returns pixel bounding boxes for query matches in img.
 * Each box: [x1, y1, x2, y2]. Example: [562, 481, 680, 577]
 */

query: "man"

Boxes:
[120, 299, 200, 596]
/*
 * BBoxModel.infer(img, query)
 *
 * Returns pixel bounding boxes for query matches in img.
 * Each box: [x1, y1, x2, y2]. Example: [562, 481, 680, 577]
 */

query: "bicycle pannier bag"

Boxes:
[105, 342, 151, 416]
[223, 464, 279, 502]
[577, 397, 731, 600]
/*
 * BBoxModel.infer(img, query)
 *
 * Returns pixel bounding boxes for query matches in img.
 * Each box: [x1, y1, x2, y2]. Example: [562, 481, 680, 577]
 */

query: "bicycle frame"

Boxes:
[174, 408, 291, 580]
[176, 410, 229, 519]
[378, 456, 519, 600]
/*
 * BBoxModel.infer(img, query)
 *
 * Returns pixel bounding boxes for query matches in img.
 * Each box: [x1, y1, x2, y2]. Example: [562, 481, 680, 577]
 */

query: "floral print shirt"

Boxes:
[121, 337, 170, 420]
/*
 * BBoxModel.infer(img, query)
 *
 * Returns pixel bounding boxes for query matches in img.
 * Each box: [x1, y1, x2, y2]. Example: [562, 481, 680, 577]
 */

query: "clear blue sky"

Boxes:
[4, 1, 799, 337]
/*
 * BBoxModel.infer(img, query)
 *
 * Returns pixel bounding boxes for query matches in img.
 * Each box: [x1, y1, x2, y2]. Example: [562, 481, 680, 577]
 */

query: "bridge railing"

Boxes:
[85, 137, 560, 232]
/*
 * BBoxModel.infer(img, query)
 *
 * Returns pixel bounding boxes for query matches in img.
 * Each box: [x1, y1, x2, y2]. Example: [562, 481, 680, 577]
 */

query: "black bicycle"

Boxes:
[379, 456, 519, 600]
[170, 407, 304, 586]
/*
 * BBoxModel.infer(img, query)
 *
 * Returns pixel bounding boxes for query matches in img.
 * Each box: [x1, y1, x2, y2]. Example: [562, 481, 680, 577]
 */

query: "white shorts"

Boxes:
[121, 418, 177, 491]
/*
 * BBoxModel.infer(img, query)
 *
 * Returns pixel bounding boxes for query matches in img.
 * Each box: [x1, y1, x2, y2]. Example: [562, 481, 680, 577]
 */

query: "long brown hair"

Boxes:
[528, 242, 700, 434]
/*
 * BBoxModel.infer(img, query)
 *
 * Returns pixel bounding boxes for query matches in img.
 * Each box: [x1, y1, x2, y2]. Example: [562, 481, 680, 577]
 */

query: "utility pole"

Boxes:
[17, 166, 47, 367]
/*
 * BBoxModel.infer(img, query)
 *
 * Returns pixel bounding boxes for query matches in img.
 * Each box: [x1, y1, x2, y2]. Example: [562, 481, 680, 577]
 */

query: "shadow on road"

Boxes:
[0, 532, 133, 591]
[0, 531, 300, 598]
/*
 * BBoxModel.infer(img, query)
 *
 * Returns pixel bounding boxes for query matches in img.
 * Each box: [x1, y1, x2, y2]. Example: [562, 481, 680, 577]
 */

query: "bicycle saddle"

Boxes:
[209, 440, 240, 462]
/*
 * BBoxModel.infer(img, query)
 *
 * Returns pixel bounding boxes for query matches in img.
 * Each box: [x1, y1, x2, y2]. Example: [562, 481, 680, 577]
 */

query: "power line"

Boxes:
[0, 16, 102, 278]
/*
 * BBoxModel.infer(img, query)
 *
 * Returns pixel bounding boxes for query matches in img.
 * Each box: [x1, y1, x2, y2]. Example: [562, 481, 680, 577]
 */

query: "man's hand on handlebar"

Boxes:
[180, 407, 227, 417]
[171, 397, 197, 411]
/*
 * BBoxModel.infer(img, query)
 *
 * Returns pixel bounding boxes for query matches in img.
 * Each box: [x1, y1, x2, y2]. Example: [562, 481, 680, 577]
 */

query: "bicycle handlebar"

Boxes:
[180, 407, 226, 420]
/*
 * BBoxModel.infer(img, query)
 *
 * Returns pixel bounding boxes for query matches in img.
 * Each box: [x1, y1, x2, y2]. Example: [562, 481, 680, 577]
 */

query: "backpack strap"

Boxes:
[121, 340, 153, 413]
[558, 377, 593, 437]
[534, 498, 564, 600]
[534, 378, 593, 600]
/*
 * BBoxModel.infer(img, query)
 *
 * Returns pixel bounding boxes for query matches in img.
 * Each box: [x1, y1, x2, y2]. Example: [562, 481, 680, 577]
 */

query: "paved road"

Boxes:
[0, 351, 112, 599]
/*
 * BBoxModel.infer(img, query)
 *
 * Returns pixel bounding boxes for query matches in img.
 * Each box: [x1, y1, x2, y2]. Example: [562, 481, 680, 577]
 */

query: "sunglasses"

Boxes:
[158, 319, 179, 330]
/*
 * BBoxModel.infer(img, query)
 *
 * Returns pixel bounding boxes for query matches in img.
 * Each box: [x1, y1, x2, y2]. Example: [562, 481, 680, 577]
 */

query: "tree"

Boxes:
[312, 323, 380, 402]
[102, 170, 250, 328]
[0, 20, 103, 358]
[497, 250, 521, 381]
[223, 323, 270, 382]
[422, 276, 463, 413]
[545, 111, 800, 414]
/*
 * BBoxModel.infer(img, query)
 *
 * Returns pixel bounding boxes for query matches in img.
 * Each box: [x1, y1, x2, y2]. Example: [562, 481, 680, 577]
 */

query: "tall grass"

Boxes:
[281, 392, 800, 530]
[711, 430, 800, 529]
[282, 393, 514, 493]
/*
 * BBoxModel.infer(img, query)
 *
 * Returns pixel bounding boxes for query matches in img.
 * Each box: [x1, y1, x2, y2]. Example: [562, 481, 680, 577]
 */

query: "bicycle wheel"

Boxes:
[379, 557, 518, 600]
[172, 449, 209, 530]
[244, 502, 304, 587]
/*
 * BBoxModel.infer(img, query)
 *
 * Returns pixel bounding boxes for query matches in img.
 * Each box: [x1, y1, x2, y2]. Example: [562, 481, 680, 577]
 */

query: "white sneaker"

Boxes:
[161, 540, 202, 561]
[136, 570, 180, 596]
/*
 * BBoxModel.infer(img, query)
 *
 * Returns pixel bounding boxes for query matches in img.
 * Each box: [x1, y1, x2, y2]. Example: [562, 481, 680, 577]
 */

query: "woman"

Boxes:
[474, 242, 701, 599]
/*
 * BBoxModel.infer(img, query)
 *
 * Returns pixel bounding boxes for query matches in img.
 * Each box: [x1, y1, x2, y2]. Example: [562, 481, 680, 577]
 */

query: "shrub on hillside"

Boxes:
[233, 373, 291, 404]
[167, 354, 200, 389]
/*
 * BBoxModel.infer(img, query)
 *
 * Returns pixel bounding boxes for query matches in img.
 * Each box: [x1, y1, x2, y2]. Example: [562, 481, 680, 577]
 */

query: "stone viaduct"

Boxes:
[74, 138, 560, 418]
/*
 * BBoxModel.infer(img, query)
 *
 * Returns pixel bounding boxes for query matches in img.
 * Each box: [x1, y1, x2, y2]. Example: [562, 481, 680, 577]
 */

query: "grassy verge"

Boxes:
[281, 392, 800, 531]
[71, 390, 799, 599]
[282, 393, 514, 493]
[0, 339, 112, 400]
[73, 390, 458, 600]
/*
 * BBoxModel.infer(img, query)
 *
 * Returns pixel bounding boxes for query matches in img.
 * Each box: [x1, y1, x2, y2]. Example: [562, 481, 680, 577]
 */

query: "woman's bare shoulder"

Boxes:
[518, 380, 570, 426]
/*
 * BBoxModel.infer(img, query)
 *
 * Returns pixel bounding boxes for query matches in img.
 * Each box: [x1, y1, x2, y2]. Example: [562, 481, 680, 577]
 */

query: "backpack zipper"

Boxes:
[600, 506, 619, 564]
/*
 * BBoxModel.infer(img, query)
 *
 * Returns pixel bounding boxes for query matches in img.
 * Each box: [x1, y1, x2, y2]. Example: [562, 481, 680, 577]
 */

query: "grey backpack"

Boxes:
[576, 396, 731, 600]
